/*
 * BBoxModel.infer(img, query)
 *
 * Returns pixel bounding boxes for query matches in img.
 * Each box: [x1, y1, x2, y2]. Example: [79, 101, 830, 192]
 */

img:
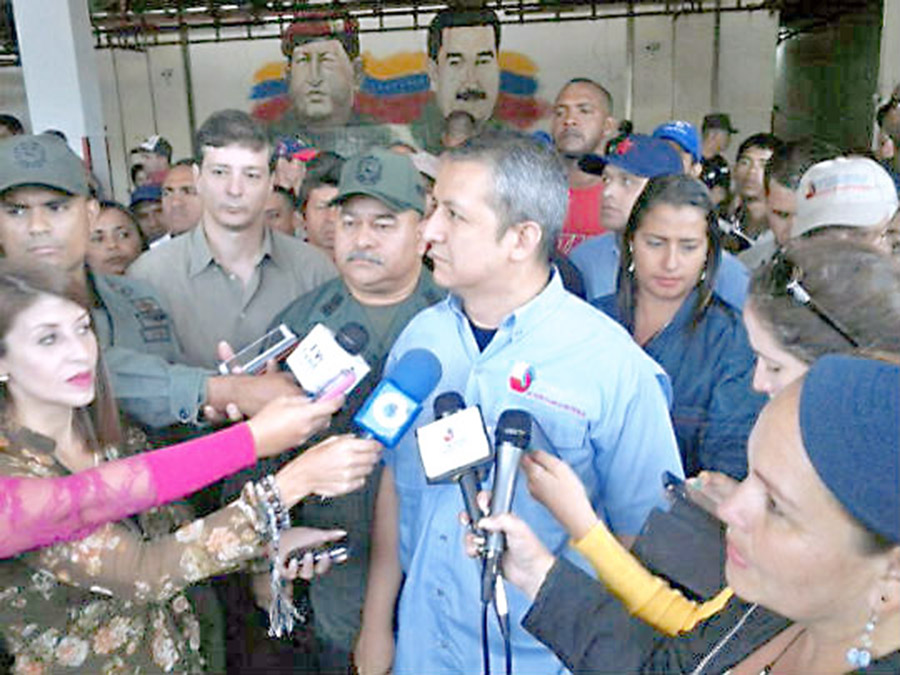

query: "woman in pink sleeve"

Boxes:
[0, 261, 382, 672]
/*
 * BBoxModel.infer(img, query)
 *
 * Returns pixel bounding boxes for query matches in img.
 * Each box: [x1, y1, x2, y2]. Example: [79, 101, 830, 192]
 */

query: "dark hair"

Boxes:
[98, 200, 149, 251]
[444, 129, 568, 261]
[0, 114, 24, 136]
[271, 185, 296, 209]
[0, 261, 123, 449]
[736, 133, 782, 161]
[764, 138, 839, 193]
[562, 78, 614, 114]
[172, 157, 197, 169]
[428, 8, 501, 61]
[195, 109, 271, 169]
[130, 164, 146, 185]
[748, 239, 900, 364]
[876, 94, 900, 128]
[298, 151, 344, 212]
[617, 175, 721, 327]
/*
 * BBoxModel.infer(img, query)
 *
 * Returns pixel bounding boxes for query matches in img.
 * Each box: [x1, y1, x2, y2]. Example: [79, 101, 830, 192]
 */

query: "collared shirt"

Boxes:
[129, 225, 336, 369]
[594, 290, 766, 479]
[384, 272, 683, 674]
[91, 272, 211, 427]
[570, 232, 750, 310]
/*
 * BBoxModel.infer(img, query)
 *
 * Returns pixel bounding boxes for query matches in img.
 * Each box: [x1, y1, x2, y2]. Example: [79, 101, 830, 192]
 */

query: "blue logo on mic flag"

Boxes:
[354, 380, 421, 447]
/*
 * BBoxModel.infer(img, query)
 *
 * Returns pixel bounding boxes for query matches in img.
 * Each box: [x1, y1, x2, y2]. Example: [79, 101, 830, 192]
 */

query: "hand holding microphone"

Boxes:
[482, 409, 532, 604]
[416, 392, 492, 533]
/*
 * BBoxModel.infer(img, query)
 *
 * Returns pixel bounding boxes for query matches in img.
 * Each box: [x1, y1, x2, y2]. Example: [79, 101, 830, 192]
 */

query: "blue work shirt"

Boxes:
[384, 272, 683, 674]
[570, 232, 750, 310]
[593, 290, 766, 479]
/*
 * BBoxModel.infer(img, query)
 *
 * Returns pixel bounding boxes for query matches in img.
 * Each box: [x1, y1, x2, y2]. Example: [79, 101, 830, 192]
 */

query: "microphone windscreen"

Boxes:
[335, 322, 369, 355]
[390, 349, 442, 403]
[434, 391, 465, 418]
[495, 409, 532, 448]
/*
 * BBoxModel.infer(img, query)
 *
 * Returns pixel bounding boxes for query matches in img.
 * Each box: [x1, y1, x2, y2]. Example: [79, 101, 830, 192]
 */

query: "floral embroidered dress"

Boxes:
[0, 425, 267, 674]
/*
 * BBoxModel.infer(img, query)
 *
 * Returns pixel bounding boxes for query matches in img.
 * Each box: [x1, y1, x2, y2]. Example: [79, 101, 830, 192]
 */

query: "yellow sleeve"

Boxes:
[571, 522, 733, 635]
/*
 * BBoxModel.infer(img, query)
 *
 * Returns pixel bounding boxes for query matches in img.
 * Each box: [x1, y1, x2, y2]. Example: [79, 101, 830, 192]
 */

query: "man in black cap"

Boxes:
[701, 113, 737, 162]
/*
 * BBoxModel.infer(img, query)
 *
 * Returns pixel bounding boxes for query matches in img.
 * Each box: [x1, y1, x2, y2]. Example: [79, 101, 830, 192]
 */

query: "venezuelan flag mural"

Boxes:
[250, 49, 548, 129]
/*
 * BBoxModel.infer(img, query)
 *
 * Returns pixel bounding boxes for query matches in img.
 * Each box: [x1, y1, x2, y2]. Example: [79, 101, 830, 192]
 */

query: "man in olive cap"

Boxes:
[224, 148, 444, 672]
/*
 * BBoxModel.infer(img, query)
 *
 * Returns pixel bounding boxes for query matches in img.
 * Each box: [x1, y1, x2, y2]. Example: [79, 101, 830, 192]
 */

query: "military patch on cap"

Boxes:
[12, 140, 47, 170]
[356, 156, 382, 185]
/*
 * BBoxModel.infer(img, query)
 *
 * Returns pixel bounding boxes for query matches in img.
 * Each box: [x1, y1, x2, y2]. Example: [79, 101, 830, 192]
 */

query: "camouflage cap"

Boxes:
[333, 148, 426, 215]
[0, 134, 89, 196]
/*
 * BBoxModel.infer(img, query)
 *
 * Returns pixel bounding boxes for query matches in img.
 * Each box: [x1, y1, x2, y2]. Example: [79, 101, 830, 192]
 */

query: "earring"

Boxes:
[0, 373, 7, 383]
[627, 261, 635, 274]
[700, 269, 707, 282]
[846, 611, 877, 669]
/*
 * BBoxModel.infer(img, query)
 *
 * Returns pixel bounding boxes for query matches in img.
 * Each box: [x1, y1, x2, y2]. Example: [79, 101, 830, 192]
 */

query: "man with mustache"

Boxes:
[552, 78, 618, 254]
[129, 109, 336, 371]
[223, 148, 442, 673]
[412, 8, 504, 153]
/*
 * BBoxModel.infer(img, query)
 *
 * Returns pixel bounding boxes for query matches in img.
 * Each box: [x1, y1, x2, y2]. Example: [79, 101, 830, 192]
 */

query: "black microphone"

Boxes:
[482, 409, 532, 604]
[431, 392, 489, 534]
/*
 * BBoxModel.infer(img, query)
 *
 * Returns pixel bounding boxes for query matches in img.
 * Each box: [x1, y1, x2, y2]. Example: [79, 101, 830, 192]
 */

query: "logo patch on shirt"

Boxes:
[509, 362, 586, 418]
[509, 362, 534, 393]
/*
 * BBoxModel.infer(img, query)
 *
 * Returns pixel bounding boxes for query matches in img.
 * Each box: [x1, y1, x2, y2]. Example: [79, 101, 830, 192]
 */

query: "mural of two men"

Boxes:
[267, 8, 510, 155]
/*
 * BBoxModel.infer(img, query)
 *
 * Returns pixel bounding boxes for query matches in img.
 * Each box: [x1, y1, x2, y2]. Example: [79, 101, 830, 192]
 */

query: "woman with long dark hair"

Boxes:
[0, 261, 380, 672]
[593, 174, 765, 479]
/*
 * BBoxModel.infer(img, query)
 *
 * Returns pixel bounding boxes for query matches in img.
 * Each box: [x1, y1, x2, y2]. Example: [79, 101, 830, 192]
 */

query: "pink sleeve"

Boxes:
[145, 422, 257, 504]
[0, 424, 257, 558]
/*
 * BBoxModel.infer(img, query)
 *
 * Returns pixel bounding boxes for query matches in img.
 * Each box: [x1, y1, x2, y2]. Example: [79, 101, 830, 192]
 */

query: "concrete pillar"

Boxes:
[11, 0, 110, 194]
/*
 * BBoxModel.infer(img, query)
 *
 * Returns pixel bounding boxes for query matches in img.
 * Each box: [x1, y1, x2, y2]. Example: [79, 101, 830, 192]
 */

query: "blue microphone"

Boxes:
[354, 349, 442, 447]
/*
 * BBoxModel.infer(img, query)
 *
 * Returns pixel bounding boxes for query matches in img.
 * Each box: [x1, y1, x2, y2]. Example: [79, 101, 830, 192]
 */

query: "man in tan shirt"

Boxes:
[129, 109, 336, 371]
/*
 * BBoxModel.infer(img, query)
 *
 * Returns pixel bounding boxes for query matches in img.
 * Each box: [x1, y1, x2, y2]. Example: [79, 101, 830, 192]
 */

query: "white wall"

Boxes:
[2, 7, 779, 201]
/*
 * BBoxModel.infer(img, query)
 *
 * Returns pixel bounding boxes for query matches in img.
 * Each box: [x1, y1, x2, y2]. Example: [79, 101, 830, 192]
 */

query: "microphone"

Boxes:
[482, 409, 532, 604]
[354, 349, 442, 448]
[286, 322, 371, 399]
[416, 392, 492, 532]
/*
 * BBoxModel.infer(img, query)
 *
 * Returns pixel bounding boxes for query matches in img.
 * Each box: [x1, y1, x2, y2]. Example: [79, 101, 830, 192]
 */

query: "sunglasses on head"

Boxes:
[770, 252, 859, 348]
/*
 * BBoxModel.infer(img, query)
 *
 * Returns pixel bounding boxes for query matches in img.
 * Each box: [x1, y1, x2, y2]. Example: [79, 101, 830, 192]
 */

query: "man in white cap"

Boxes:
[792, 156, 899, 254]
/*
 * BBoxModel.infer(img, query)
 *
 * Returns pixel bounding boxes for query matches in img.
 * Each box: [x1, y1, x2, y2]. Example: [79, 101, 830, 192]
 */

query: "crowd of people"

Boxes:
[0, 6, 898, 675]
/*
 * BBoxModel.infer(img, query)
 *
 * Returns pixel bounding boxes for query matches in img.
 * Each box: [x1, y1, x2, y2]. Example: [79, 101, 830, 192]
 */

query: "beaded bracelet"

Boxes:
[253, 475, 299, 638]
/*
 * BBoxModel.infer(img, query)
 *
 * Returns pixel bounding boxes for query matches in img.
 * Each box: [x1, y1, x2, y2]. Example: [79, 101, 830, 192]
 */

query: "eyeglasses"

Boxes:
[770, 252, 859, 348]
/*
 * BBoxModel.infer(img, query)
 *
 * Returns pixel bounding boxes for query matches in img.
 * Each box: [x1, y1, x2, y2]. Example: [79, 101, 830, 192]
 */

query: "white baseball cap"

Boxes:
[793, 157, 899, 238]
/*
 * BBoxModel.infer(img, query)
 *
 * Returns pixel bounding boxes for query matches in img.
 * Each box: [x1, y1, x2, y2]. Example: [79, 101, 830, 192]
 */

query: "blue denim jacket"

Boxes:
[593, 291, 766, 479]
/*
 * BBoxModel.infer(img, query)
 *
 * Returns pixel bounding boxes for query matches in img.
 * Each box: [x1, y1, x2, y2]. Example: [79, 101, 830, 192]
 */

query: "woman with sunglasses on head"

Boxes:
[496, 236, 900, 638]
[0, 261, 382, 672]
[593, 173, 766, 480]
[475, 354, 900, 674]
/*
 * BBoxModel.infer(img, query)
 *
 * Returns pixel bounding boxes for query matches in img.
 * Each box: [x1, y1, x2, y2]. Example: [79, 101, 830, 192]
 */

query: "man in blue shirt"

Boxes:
[355, 131, 683, 674]
[569, 134, 749, 309]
